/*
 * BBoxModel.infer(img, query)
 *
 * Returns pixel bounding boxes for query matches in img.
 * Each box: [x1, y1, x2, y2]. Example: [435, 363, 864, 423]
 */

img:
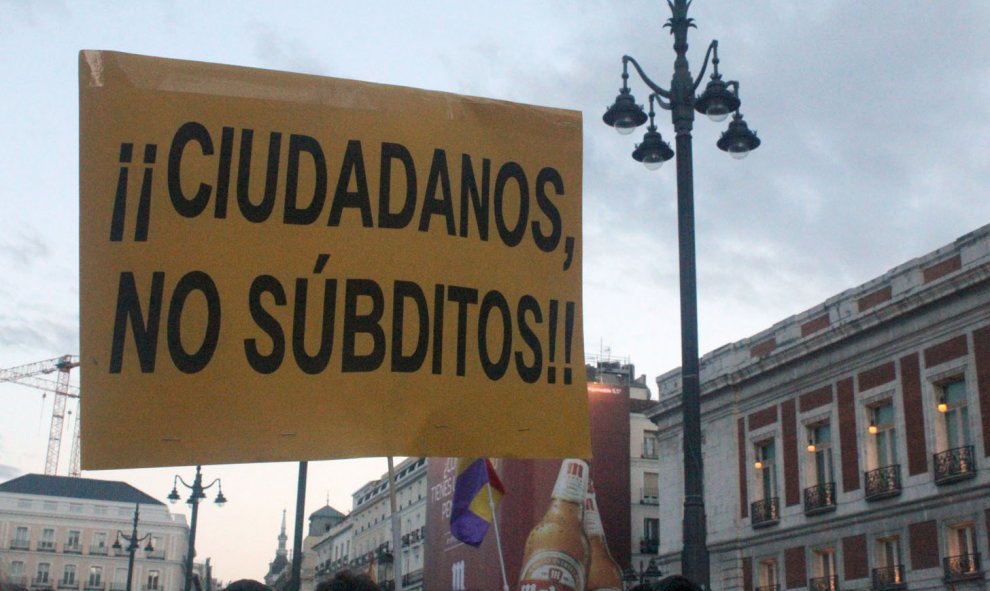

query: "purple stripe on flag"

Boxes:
[450, 459, 491, 546]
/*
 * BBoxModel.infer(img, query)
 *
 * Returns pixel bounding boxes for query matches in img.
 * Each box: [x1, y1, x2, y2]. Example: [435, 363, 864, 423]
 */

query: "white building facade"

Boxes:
[0, 474, 188, 591]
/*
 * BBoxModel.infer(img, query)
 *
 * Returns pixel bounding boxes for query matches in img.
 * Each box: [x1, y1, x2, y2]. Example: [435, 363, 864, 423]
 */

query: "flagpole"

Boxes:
[387, 456, 405, 591]
[486, 481, 510, 591]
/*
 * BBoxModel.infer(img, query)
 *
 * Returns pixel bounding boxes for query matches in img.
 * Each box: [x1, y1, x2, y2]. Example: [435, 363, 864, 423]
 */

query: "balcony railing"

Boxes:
[807, 575, 838, 591]
[641, 487, 659, 505]
[109, 583, 128, 591]
[639, 538, 659, 554]
[402, 570, 425, 586]
[146, 549, 166, 560]
[751, 497, 779, 528]
[871, 565, 905, 591]
[803, 482, 836, 515]
[63, 543, 82, 554]
[10, 538, 30, 550]
[88, 546, 108, 556]
[84, 582, 105, 591]
[143, 585, 161, 591]
[864, 465, 901, 501]
[755, 585, 779, 591]
[31, 577, 52, 589]
[934, 445, 977, 484]
[58, 581, 80, 590]
[8, 576, 28, 587]
[944, 552, 982, 581]
[37, 541, 56, 552]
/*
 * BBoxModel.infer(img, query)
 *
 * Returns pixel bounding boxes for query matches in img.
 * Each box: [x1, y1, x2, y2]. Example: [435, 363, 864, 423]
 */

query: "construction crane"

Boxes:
[0, 355, 81, 477]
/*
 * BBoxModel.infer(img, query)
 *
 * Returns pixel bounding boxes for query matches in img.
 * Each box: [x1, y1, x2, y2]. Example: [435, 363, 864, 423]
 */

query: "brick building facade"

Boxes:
[650, 224, 990, 590]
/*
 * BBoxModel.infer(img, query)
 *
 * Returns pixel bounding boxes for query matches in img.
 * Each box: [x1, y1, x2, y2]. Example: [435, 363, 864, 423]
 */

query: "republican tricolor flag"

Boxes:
[449, 458, 506, 547]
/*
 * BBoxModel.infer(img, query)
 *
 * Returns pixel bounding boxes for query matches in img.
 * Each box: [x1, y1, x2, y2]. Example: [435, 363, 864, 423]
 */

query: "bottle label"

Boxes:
[551, 459, 588, 504]
[583, 494, 604, 536]
[519, 550, 586, 591]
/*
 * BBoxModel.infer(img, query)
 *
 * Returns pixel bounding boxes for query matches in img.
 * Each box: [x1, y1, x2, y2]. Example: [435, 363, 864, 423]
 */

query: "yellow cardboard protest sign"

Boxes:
[78, 51, 588, 469]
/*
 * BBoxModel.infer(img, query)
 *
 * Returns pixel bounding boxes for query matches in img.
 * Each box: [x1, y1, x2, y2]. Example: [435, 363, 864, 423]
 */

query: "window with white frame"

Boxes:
[643, 472, 659, 503]
[62, 564, 77, 585]
[147, 570, 160, 590]
[948, 522, 978, 567]
[36, 563, 51, 584]
[757, 559, 778, 590]
[67, 529, 81, 550]
[876, 535, 903, 575]
[755, 440, 777, 500]
[868, 402, 897, 469]
[812, 547, 836, 584]
[40, 528, 55, 550]
[938, 379, 971, 450]
[10, 561, 25, 578]
[14, 526, 29, 546]
[92, 531, 107, 552]
[88, 566, 103, 587]
[643, 431, 658, 458]
[807, 422, 834, 486]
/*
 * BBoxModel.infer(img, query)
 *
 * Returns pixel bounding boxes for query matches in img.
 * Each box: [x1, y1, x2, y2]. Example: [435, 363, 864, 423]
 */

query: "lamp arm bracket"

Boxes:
[175, 475, 193, 489]
[692, 40, 719, 92]
[726, 80, 740, 99]
[623, 55, 671, 99]
[652, 93, 673, 111]
[202, 478, 222, 490]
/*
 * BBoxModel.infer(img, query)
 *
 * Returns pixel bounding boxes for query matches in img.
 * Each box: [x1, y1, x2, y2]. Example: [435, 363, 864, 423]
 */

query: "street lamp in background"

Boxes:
[622, 559, 664, 590]
[603, 1, 761, 587]
[112, 503, 154, 591]
[168, 466, 227, 591]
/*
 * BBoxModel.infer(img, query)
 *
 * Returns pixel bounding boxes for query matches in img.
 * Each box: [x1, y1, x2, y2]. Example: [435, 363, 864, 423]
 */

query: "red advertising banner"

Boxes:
[426, 382, 631, 590]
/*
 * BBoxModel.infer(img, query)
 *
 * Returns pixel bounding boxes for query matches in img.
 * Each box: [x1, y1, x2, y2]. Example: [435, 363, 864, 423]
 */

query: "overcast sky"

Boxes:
[2, 0, 989, 582]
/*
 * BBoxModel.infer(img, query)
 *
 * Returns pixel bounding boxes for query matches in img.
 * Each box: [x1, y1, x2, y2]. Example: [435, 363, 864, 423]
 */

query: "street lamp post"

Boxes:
[112, 503, 154, 591]
[168, 466, 227, 591]
[603, 1, 761, 588]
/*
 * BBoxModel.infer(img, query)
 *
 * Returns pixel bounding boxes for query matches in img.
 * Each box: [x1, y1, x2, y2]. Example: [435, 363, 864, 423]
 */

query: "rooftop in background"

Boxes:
[0, 473, 164, 506]
[658, 222, 990, 398]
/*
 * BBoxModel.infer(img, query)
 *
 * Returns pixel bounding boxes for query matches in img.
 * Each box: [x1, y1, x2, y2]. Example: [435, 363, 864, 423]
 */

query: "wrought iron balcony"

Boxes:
[641, 487, 660, 505]
[871, 565, 905, 591]
[108, 584, 127, 591]
[755, 585, 779, 591]
[37, 541, 56, 552]
[640, 537, 659, 554]
[751, 497, 779, 528]
[83, 583, 105, 591]
[402, 570, 425, 586]
[63, 543, 82, 554]
[88, 545, 108, 556]
[146, 549, 166, 560]
[807, 575, 837, 591]
[864, 465, 901, 500]
[58, 581, 79, 590]
[803, 482, 836, 515]
[31, 577, 52, 588]
[934, 445, 977, 484]
[943, 552, 982, 581]
[10, 538, 30, 550]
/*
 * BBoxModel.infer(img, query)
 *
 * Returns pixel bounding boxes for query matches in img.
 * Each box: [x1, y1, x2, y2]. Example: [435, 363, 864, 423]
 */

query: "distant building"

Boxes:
[0, 474, 188, 591]
[304, 457, 427, 591]
[650, 224, 990, 589]
[587, 358, 662, 580]
[263, 511, 290, 591]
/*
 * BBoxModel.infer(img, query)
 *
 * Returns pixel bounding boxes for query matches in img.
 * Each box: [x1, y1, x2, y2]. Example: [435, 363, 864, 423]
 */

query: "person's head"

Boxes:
[315, 571, 379, 591]
[223, 580, 271, 591]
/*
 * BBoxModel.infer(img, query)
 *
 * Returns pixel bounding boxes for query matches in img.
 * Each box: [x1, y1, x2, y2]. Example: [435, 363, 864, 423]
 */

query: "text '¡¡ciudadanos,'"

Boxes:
[106, 121, 579, 386]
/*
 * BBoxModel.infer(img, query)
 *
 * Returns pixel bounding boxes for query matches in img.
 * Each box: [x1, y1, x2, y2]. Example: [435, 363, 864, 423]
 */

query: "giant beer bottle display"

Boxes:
[518, 459, 591, 591]
[583, 484, 623, 591]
